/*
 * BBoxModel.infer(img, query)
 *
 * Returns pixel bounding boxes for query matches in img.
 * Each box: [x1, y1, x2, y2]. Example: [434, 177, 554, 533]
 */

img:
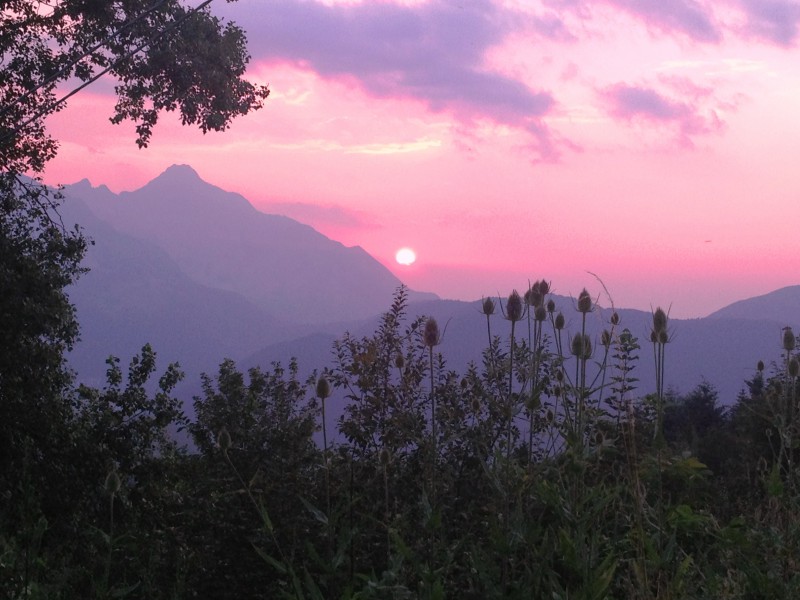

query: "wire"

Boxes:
[0, 0, 173, 120]
[0, 0, 216, 146]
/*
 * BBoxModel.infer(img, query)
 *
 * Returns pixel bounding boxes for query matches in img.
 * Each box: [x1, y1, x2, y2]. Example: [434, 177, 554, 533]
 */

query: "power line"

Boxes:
[0, 0, 172, 120]
[0, 0, 216, 147]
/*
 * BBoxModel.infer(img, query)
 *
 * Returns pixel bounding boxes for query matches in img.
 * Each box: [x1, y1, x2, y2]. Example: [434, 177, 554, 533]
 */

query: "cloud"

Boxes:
[530, 12, 577, 41]
[605, 0, 721, 42]
[601, 82, 722, 145]
[604, 84, 690, 120]
[221, 0, 556, 151]
[738, 0, 800, 46]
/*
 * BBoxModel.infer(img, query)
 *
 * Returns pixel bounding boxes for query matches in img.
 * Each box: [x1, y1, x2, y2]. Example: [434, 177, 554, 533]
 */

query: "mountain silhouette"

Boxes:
[707, 285, 800, 326]
[59, 166, 798, 414]
[67, 164, 436, 325]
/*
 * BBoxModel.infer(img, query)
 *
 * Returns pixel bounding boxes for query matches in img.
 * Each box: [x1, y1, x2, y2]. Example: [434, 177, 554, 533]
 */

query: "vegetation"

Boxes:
[3, 280, 800, 599]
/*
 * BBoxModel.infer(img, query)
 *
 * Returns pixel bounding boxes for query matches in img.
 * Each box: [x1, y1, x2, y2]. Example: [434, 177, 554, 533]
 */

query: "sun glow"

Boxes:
[395, 247, 416, 266]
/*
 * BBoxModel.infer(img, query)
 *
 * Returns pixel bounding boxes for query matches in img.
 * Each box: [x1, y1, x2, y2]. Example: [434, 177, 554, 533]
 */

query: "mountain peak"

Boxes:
[161, 164, 200, 180]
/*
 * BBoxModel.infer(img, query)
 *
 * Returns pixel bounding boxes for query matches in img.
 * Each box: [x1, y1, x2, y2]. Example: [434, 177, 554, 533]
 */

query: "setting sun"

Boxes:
[395, 247, 416, 266]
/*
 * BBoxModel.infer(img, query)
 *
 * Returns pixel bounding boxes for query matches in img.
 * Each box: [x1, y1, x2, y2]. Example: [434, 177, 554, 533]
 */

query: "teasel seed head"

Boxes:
[555, 312, 565, 330]
[526, 282, 543, 308]
[505, 290, 524, 322]
[757, 360, 765, 373]
[546, 299, 556, 313]
[610, 311, 620, 326]
[481, 297, 496, 316]
[539, 280, 550, 295]
[395, 354, 405, 369]
[658, 329, 669, 345]
[316, 376, 331, 400]
[652, 307, 668, 336]
[105, 470, 121, 496]
[577, 288, 592, 313]
[423, 317, 440, 347]
[790, 358, 800, 378]
[534, 305, 547, 322]
[783, 327, 796, 352]
[571, 333, 592, 360]
[546, 408, 554, 423]
[601, 329, 612, 348]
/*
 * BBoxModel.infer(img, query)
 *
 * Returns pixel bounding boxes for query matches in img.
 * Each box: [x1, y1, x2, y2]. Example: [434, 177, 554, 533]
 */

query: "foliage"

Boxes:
[9, 265, 800, 599]
[1, 0, 269, 174]
[1, 6, 269, 593]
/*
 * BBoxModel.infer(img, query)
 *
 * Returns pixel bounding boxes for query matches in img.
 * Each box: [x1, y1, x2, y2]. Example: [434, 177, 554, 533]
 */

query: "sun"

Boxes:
[395, 247, 416, 266]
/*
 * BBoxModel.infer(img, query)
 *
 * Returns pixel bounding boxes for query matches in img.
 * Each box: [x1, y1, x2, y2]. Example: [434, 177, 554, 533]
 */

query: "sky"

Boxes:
[42, 0, 800, 318]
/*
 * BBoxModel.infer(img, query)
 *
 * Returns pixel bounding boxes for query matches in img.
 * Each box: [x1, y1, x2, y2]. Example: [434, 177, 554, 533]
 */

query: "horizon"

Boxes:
[67, 163, 795, 321]
[41, 0, 800, 319]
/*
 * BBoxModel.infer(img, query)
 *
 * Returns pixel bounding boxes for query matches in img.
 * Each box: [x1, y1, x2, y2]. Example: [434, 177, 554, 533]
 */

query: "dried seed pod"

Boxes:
[757, 360, 765, 372]
[610, 311, 620, 326]
[104, 470, 121, 495]
[534, 305, 547, 322]
[423, 317, 440, 347]
[528, 284, 543, 308]
[505, 290, 524, 322]
[481, 297, 496, 316]
[555, 312, 565, 330]
[653, 307, 668, 335]
[316, 376, 331, 400]
[539, 280, 550, 295]
[471, 396, 481, 413]
[546, 299, 556, 313]
[577, 288, 592, 313]
[601, 329, 612, 348]
[790, 358, 799, 378]
[571, 333, 592, 359]
[784, 327, 796, 352]
[395, 354, 405, 369]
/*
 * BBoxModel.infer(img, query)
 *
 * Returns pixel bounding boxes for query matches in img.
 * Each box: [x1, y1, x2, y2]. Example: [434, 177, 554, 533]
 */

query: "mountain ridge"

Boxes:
[58, 165, 800, 411]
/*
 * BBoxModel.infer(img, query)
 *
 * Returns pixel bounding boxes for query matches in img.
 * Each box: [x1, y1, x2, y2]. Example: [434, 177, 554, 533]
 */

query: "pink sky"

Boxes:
[42, 0, 800, 318]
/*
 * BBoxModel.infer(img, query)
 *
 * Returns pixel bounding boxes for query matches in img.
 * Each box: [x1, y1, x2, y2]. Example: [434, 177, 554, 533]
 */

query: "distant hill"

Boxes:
[243, 295, 786, 409]
[707, 286, 800, 326]
[61, 195, 292, 388]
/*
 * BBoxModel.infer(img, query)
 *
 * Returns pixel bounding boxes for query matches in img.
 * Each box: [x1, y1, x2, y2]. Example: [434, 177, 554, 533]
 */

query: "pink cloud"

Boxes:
[216, 0, 557, 156]
[601, 83, 723, 146]
[606, 0, 721, 42]
[738, 0, 800, 46]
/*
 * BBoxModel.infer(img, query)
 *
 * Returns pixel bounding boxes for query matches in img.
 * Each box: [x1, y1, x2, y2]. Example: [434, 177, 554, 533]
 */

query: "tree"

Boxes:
[1, 0, 270, 174]
[0, 3, 269, 592]
[0, 0, 268, 449]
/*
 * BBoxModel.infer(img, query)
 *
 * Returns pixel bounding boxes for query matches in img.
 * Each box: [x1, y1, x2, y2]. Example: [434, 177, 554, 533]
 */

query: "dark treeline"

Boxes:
[4, 279, 800, 599]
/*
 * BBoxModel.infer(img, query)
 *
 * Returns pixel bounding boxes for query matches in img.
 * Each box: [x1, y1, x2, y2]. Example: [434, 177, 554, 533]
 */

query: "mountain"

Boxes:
[60, 195, 292, 388]
[66, 164, 436, 325]
[706, 285, 800, 326]
[243, 296, 787, 411]
[58, 165, 797, 416]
